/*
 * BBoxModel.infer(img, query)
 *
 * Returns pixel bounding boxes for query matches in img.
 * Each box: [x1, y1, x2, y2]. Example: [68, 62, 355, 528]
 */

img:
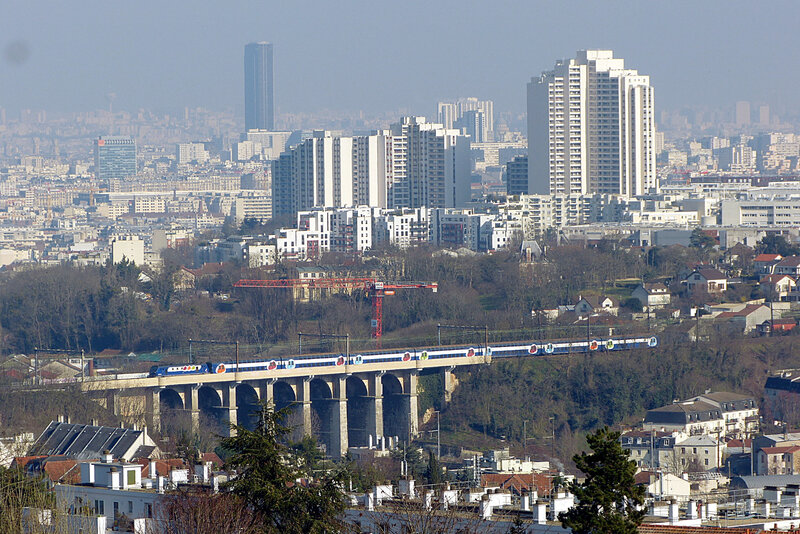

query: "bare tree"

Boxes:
[149, 491, 261, 534]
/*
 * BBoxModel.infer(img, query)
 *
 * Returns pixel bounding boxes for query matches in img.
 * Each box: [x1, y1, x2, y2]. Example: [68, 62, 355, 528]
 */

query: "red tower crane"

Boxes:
[233, 278, 438, 341]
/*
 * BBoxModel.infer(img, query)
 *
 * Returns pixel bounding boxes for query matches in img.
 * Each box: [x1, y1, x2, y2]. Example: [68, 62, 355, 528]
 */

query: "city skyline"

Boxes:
[1, 0, 800, 119]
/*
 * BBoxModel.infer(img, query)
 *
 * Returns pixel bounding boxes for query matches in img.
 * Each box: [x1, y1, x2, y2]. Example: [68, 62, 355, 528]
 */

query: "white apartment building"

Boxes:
[233, 192, 272, 223]
[272, 120, 471, 217]
[437, 97, 494, 142]
[721, 199, 800, 226]
[389, 117, 472, 209]
[528, 50, 657, 198]
[175, 143, 209, 165]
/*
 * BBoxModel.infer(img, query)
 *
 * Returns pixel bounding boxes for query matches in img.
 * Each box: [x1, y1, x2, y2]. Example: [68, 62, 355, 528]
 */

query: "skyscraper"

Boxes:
[527, 50, 656, 197]
[94, 136, 136, 180]
[244, 42, 274, 131]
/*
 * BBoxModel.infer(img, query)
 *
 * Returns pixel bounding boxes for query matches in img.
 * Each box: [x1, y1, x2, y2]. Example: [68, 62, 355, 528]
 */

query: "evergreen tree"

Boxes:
[424, 450, 444, 486]
[558, 427, 645, 534]
[221, 404, 346, 534]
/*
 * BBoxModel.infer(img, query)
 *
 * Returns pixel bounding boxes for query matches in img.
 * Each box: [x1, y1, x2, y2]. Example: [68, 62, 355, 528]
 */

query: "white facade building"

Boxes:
[175, 143, 209, 165]
[111, 235, 144, 265]
[528, 50, 657, 198]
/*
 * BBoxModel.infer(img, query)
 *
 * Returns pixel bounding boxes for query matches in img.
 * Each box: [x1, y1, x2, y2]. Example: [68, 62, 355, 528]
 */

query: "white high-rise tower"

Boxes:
[527, 50, 656, 197]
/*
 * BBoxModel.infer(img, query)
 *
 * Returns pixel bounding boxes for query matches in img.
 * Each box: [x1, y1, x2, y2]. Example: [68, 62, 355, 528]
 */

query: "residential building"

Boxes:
[631, 283, 672, 309]
[721, 200, 800, 227]
[233, 192, 272, 223]
[574, 295, 619, 316]
[643, 392, 759, 438]
[111, 235, 145, 265]
[754, 253, 783, 276]
[175, 143, 209, 165]
[389, 117, 472, 209]
[760, 274, 796, 300]
[31, 421, 159, 462]
[94, 136, 136, 180]
[527, 50, 656, 197]
[686, 268, 728, 293]
[438, 97, 494, 141]
[244, 42, 274, 131]
[775, 256, 800, 276]
[765, 373, 800, 422]
[716, 304, 775, 334]
[505, 156, 529, 196]
[757, 446, 800, 475]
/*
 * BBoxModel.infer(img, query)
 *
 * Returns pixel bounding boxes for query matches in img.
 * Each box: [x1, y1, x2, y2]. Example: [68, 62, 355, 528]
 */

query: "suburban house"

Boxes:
[754, 253, 783, 276]
[574, 295, 619, 316]
[757, 446, 800, 475]
[631, 283, 672, 309]
[753, 433, 800, 474]
[774, 256, 800, 277]
[716, 304, 775, 334]
[686, 268, 728, 293]
[759, 274, 797, 300]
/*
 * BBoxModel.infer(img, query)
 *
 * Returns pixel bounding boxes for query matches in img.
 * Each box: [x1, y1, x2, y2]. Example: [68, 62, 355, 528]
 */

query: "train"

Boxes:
[148, 335, 658, 378]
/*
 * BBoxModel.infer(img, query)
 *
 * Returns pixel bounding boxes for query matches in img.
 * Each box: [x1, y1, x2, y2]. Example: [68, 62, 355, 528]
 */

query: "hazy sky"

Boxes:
[1, 0, 799, 119]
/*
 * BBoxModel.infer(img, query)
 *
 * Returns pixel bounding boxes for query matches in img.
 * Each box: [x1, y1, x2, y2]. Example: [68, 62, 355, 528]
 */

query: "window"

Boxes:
[128, 501, 133, 514]
[127, 470, 136, 486]
[145, 503, 153, 518]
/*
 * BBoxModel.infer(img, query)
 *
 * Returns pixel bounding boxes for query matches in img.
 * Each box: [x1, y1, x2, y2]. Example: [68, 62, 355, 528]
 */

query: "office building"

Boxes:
[527, 50, 657, 198]
[244, 42, 274, 131]
[94, 136, 136, 180]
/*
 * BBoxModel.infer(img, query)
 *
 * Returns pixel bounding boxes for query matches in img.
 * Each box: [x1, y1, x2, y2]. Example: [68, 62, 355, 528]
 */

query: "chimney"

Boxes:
[103, 450, 113, 464]
[668, 500, 679, 524]
[109, 467, 120, 490]
[520, 490, 530, 511]
[480, 495, 492, 520]
[533, 500, 547, 524]
[149, 460, 157, 479]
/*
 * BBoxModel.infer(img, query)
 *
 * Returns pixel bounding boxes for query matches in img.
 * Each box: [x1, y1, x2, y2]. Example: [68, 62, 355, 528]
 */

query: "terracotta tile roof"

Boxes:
[11, 456, 46, 469]
[761, 445, 800, 454]
[135, 457, 186, 478]
[480, 472, 554, 495]
[43, 459, 79, 483]
[755, 253, 782, 262]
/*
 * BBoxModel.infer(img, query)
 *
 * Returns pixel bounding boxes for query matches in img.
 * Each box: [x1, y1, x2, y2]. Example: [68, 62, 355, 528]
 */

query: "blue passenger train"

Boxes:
[148, 336, 658, 378]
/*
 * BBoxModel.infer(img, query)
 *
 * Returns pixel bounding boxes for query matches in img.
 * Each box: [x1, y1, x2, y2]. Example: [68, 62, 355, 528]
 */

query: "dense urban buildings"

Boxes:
[527, 50, 657, 198]
[244, 41, 274, 131]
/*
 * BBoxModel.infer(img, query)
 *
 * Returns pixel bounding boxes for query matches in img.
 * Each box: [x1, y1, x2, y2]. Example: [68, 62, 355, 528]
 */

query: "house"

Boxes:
[686, 268, 728, 293]
[574, 295, 619, 316]
[631, 283, 672, 309]
[774, 256, 800, 276]
[688, 391, 760, 438]
[31, 421, 160, 462]
[759, 274, 796, 300]
[753, 432, 800, 475]
[757, 446, 800, 475]
[758, 319, 797, 336]
[754, 253, 783, 276]
[716, 304, 775, 334]
[0, 433, 34, 467]
[621, 430, 686, 470]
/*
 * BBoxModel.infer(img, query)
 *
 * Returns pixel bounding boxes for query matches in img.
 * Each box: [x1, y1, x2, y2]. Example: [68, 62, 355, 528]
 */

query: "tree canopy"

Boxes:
[220, 405, 346, 534]
[558, 427, 645, 534]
